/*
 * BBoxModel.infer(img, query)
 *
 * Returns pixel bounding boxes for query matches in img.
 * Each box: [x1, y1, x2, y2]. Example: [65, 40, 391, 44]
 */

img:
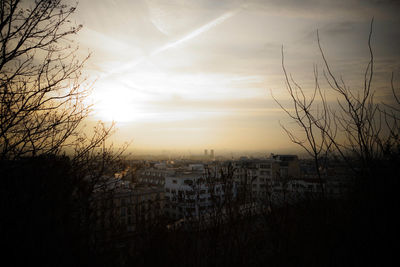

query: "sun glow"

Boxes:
[91, 84, 143, 122]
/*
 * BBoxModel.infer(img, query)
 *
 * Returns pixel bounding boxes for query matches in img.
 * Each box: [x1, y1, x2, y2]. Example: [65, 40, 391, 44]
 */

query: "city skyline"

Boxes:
[2, 1, 398, 265]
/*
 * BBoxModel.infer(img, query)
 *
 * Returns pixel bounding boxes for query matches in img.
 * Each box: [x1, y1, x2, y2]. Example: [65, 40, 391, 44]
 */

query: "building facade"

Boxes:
[164, 170, 236, 220]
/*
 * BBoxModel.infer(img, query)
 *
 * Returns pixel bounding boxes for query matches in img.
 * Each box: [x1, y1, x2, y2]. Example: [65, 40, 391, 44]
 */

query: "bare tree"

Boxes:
[0, 0, 109, 160]
[271, 20, 400, 266]
[272, 47, 335, 197]
[0, 2, 131, 265]
[273, 19, 400, 186]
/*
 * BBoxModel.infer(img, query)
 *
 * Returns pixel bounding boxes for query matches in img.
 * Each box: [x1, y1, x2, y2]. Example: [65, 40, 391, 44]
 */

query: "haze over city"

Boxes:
[2, 1, 400, 266]
[66, 0, 400, 153]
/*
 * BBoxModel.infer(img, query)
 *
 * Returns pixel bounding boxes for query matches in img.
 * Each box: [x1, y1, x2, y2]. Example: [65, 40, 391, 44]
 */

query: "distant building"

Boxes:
[188, 163, 204, 171]
[271, 154, 300, 178]
[136, 167, 176, 187]
[154, 162, 167, 170]
[230, 154, 301, 200]
[164, 171, 236, 220]
[232, 158, 278, 199]
[93, 178, 164, 233]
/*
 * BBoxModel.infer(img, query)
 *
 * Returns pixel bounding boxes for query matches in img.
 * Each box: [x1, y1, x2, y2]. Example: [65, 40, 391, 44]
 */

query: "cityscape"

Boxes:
[98, 151, 349, 229]
[1, 0, 399, 267]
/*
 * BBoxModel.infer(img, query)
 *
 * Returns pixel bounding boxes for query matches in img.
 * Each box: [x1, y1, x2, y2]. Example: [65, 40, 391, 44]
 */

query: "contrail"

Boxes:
[102, 8, 241, 78]
[151, 8, 240, 56]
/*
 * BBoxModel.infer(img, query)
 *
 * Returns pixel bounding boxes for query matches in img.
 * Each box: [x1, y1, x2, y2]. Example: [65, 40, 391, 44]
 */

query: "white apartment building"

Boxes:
[164, 171, 236, 220]
[232, 159, 277, 199]
[137, 167, 176, 186]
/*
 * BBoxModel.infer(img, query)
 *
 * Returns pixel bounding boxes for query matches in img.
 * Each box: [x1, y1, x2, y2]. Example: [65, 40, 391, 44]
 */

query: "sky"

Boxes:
[70, 0, 400, 155]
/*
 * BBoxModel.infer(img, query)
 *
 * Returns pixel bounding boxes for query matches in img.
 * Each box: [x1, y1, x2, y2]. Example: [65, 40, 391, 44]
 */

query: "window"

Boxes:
[184, 179, 193, 185]
[187, 207, 195, 213]
[172, 179, 177, 184]
[260, 170, 271, 176]
[121, 207, 127, 217]
[260, 164, 271, 169]
[280, 168, 288, 177]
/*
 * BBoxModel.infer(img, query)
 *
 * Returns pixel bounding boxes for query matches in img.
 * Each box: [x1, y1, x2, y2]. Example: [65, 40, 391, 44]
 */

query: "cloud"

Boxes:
[99, 6, 243, 78]
[73, 0, 400, 151]
[246, 0, 400, 20]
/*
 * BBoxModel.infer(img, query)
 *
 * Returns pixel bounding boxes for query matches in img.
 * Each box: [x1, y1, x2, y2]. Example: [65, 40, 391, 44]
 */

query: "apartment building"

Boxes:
[93, 178, 164, 233]
[136, 167, 176, 186]
[164, 170, 236, 220]
[231, 155, 301, 200]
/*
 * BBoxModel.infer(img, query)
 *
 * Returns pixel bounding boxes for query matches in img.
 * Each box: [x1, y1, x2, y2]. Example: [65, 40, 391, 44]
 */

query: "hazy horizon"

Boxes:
[123, 147, 307, 158]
